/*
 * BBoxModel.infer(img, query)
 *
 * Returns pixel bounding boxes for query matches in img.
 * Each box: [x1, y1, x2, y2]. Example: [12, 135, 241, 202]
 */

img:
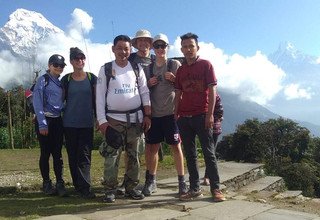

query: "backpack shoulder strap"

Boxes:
[43, 73, 50, 87]
[167, 58, 173, 72]
[104, 62, 113, 89]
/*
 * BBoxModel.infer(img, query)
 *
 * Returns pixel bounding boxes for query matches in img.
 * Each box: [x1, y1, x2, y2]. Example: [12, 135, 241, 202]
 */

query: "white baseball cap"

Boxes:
[152, 33, 169, 45]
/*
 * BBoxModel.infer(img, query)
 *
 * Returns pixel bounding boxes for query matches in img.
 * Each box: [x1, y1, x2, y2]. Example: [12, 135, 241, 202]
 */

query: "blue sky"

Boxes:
[1, 0, 320, 124]
[1, 0, 320, 57]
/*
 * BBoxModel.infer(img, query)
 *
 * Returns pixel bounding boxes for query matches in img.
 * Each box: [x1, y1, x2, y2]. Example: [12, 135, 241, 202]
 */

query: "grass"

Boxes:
[0, 148, 186, 219]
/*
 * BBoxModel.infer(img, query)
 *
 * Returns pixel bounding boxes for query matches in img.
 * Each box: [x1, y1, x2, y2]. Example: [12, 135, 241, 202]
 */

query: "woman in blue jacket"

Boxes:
[33, 54, 66, 197]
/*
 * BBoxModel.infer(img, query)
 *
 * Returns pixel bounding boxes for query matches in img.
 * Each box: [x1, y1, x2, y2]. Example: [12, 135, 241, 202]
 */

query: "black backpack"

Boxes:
[25, 73, 50, 114]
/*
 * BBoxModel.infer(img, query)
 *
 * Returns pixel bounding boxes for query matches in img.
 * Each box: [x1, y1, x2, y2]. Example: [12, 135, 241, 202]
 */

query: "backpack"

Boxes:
[103, 61, 143, 114]
[25, 73, 50, 114]
[61, 72, 96, 116]
[214, 93, 224, 120]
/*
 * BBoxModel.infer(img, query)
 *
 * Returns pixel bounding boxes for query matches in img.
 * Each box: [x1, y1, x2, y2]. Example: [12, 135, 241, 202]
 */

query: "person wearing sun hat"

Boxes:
[33, 54, 67, 197]
[142, 33, 188, 197]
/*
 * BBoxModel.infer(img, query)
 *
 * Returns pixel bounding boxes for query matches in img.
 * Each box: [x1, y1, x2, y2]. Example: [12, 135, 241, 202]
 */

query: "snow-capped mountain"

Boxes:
[269, 42, 320, 85]
[0, 8, 63, 59]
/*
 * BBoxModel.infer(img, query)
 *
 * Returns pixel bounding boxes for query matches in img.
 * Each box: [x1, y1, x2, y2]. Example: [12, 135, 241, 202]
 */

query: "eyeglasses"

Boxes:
[52, 63, 66, 68]
[73, 56, 86, 61]
[153, 44, 167, 49]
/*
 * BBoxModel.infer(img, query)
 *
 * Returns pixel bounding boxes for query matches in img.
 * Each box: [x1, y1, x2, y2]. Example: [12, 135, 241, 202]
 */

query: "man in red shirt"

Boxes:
[174, 32, 225, 202]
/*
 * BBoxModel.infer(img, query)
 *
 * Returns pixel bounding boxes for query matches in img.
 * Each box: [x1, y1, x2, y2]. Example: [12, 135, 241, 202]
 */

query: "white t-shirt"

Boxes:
[96, 61, 150, 124]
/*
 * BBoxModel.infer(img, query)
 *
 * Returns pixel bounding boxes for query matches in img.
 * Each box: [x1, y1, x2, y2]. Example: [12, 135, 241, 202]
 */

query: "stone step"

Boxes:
[238, 176, 285, 194]
[157, 161, 265, 192]
[274, 190, 303, 199]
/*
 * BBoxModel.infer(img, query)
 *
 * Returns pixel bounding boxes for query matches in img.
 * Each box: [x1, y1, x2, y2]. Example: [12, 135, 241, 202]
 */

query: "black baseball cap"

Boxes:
[70, 47, 86, 60]
[48, 54, 66, 65]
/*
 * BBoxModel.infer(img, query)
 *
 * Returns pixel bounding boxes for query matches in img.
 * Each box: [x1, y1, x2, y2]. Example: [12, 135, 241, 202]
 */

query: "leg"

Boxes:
[64, 127, 79, 189]
[76, 127, 94, 197]
[170, 143, 184, 176]
[177, 117, 199, 191]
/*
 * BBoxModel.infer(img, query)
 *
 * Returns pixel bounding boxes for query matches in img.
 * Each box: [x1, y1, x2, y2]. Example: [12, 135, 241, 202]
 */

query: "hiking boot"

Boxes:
[201, 177, 210, 186]
[212, 189, 226, 202]
[179, 189, 203, 201]
[56, 180, 67, 197]
[43, 180, 55, 195]
[142, 180, 157, 196]
[79, 189, 96, 199]
[125, 189, 145, 200]
[178, 181, 188, 195]
[103, 191, 116, 203]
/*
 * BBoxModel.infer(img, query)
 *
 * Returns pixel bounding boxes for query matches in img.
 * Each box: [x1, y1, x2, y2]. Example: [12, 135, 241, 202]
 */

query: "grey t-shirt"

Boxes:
[149, 59, 181, 117]
[63, 78, 94, 128]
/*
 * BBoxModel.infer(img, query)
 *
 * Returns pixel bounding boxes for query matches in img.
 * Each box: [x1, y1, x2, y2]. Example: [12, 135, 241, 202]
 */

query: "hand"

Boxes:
[148, 76, 159, 87]
[143, 116, 151, 132]
[39, 128, 48, 136]
[205, 114, 214, 129]
[164, 72, 175, 83]
[98, 122, 109, 135]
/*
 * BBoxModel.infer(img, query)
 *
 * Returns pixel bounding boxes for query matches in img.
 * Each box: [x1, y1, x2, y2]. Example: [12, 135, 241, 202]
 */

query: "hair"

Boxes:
[113, 35, 131, 46]
[180, 32, 199, 44]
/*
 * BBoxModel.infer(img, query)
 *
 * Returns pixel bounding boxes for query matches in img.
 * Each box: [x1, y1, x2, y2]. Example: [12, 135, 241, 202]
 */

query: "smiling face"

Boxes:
[70, 55, 86, 71]
[136, 37, 152, 54]
[153, 40, 168, 58]
[48, 63, 65, 76]
[112, 40, 131, 63]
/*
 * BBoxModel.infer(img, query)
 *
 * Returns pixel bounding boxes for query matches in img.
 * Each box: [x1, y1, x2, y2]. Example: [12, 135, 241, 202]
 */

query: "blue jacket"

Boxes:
[33, 71, 64, 129]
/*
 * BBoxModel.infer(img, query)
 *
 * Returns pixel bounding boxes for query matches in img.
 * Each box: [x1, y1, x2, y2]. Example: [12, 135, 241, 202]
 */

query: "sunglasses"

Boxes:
[52, 63, 66, 68]
[73, 56, 86, 61]
[153, 44, 167, 49]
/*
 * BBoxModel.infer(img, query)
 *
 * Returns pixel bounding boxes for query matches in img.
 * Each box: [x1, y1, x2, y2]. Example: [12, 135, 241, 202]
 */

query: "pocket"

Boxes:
[105, 126, 124, 149]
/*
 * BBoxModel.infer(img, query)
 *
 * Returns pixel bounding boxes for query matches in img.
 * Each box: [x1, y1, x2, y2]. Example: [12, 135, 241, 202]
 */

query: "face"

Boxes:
[70, 55, 86, 70]
[153, 40, 168, 58]
[181, 38, 199, 60]
[136, 37, 152, 53]
[112, 40, 131, 61]
[48, 63, 65, 76]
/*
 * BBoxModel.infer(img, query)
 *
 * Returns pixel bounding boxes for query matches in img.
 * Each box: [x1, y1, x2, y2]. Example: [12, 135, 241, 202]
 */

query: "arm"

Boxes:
[33, 76, 48, 135]
[95, 66, 109, 135]
[206, 85, 216, 129]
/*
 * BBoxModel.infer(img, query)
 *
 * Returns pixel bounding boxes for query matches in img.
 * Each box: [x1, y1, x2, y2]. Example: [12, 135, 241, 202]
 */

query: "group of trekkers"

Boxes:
[32, 29, 226, 203]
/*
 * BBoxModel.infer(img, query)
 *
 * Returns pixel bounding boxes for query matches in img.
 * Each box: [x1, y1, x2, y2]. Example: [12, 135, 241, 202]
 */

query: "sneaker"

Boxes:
[56, 180, 67, 197]
[43, 180, 56, 195]
[212, 189, 226, 202]
[201, 178, 210, 186]
[178, 181, 188, 195]
[125, 189, 145, 200]
[142, 180, 157, 196]
[103, 191, 116, 203]
[179, 189, 203, 201]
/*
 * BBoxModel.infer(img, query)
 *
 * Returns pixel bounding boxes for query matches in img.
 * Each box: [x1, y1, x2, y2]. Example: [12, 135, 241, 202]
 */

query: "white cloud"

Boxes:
[284, 84, 312, 100]
[67, 8, 94, 41]
[0, 8, 293, 108]
[169, 39, 286, 105]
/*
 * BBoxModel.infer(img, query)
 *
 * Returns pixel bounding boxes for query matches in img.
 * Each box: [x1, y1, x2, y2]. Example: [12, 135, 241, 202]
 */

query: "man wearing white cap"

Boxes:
[142, 33, 188, 197]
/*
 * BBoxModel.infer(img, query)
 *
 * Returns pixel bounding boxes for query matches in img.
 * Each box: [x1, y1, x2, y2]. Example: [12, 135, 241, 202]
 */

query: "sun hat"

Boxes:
[69, 47, 85, 60]
[132, 29, 152, 49]
[48, 54, 66, 65]
[152, 33, 169, 45]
